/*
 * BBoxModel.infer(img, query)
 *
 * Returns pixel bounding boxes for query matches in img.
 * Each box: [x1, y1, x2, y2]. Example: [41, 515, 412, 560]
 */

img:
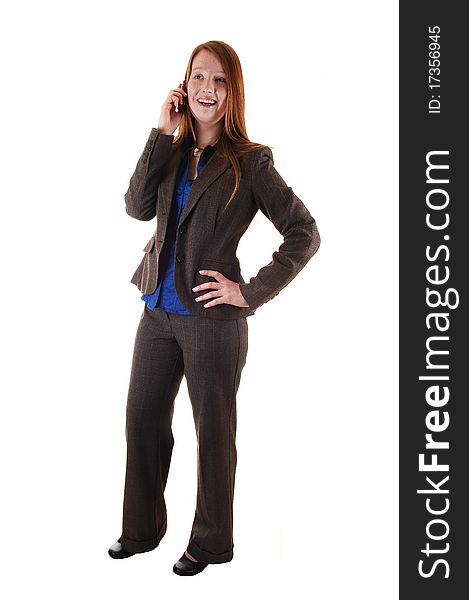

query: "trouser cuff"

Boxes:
[186, 540, 234, 564]
[119, 517, 167, 553]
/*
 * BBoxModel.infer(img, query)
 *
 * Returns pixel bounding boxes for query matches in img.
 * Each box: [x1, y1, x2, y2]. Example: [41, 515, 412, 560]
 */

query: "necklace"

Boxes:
[192, 136, 220, 157]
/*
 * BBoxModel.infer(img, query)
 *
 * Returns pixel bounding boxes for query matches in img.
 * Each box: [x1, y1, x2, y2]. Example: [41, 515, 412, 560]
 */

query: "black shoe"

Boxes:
[173, 552, 208, 576]
[108, 537, 135, 559]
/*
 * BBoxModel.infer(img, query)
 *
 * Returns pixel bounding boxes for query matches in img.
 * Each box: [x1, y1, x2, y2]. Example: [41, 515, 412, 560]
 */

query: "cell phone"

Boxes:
[179, 79, 187, 110]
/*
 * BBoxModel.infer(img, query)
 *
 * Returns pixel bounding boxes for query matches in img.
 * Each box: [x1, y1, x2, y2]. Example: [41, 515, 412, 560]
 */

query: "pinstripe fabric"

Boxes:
[125, 128, 321, 320]
[119, 304, 248, 563]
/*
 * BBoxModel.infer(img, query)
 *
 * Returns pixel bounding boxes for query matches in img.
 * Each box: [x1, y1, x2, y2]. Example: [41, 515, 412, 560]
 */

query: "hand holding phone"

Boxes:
[157, 80, 188, 135]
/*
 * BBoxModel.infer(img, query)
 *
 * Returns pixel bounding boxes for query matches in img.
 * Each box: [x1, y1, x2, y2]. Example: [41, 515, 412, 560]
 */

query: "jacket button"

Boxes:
[178, 225, 186, 234]
[176, 255, 184, 263]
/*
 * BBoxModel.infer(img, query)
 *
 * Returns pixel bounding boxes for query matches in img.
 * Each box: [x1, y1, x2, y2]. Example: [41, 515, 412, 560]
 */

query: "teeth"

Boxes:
[198, 99, 216, 105]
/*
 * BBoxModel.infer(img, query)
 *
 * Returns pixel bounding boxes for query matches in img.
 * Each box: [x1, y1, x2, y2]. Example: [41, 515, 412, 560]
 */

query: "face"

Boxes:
[187, 49, 228, 127]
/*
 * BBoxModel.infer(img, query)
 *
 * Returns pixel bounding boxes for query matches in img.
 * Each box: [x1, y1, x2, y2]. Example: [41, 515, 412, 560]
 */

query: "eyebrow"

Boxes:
[192, 67, 226, 75]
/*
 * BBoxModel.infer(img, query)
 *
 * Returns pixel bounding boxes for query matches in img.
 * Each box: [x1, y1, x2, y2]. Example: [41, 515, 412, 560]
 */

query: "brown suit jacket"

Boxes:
[125, 127, 321, 320]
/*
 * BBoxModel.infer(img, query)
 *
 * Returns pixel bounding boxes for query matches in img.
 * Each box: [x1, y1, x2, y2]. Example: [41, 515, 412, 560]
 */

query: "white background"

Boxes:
[0, 1, 398, 598]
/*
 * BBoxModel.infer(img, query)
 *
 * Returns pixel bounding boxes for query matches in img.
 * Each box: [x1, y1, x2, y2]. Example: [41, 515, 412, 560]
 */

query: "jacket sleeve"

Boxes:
[238, 146, 321, 311]
[124, 127, 175, 221]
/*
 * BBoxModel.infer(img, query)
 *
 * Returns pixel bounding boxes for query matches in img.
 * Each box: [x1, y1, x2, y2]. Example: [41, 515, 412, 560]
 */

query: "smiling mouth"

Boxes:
[197, 99, 217, 107]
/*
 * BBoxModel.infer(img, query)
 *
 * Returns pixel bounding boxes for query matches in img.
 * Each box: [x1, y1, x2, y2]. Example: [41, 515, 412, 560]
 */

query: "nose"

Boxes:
[202, 79, 216, 94]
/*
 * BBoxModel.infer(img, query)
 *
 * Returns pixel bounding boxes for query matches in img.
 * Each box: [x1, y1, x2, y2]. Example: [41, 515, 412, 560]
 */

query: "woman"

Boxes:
[108, 40, 321, 576]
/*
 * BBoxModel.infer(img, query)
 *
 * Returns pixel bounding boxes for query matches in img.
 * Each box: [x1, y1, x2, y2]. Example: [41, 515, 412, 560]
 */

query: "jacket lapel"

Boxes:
[179, 151, 231, 226]
[158, 144, 232, 229]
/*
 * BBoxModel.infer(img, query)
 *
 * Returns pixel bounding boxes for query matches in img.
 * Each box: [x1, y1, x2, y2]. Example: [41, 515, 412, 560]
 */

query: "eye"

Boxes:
[192, 74, 226, 83]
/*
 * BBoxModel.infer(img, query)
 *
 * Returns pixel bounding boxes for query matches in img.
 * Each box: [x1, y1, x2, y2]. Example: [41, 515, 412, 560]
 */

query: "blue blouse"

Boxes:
[141, 144, 216, 314]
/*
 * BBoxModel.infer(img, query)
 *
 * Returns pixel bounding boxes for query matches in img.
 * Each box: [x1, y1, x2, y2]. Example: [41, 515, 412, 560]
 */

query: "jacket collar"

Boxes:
[182, 134, 221, 153]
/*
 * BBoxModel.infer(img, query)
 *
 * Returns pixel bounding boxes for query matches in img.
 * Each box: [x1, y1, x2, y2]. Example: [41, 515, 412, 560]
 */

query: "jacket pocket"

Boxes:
[139, 236, 158, 293]
[200, 257, 234, 266]
[195, 258, 241, 287]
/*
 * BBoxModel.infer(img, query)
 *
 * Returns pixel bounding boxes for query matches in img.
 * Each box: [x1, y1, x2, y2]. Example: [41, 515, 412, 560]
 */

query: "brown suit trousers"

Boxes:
[118, 305, 248, 563]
